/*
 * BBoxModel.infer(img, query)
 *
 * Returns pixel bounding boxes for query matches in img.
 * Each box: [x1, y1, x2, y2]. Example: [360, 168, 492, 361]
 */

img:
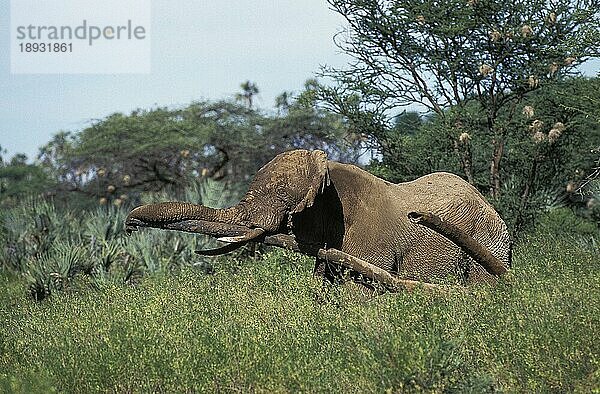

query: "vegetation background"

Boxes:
[1, 0, 599, 392]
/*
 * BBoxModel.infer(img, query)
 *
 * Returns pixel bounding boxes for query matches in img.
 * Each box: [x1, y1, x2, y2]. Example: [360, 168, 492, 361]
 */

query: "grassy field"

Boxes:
[1, 218, 599, 393]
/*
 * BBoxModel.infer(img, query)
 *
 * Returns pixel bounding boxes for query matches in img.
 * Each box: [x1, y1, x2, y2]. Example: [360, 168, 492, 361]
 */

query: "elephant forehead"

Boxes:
[249, 150, 327, 196]
[260, 150, 325, 175]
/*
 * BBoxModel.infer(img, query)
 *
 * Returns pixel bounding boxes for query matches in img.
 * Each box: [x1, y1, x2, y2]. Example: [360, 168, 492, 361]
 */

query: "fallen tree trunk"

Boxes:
[263, 234, 444, 293]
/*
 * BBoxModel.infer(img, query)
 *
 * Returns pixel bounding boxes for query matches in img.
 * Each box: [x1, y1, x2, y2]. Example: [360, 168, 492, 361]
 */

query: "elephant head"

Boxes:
[125, 150, 330, 245]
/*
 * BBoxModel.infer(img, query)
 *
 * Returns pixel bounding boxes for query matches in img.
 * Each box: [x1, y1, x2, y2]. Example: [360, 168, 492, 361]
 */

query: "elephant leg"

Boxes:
[313, 253, 379, 289]
[323, 259, 350, 285]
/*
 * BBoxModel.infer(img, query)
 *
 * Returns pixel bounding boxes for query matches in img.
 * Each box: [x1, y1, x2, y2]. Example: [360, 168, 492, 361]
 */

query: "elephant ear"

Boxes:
[289, 150, 330, 214]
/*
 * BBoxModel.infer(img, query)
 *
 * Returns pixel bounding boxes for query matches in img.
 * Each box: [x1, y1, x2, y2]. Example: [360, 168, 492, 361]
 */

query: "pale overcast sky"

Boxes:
[1, 0, 348, 159]
[1, 1, 598, 160]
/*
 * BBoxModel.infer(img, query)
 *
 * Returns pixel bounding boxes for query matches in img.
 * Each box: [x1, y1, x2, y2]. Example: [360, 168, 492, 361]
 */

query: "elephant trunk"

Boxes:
[128, 201, 243, 224]
[125, 202, 264, 241]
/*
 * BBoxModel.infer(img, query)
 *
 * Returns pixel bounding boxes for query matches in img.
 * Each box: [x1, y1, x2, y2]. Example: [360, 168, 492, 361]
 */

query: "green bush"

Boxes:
[0, 180, 236, 300]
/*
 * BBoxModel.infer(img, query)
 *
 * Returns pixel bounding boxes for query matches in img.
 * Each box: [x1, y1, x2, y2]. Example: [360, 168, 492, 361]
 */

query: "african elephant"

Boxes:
[125, 149, 511, 289]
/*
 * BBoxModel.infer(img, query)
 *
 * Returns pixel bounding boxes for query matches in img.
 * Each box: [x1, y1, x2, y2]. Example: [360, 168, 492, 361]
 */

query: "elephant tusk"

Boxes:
[196, 242, 247, 256]
[216, 228, 265, 243]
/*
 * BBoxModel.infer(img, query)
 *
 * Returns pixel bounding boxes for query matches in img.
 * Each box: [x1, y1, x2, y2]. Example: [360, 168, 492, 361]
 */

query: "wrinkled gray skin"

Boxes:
[126, 150, 511, 286]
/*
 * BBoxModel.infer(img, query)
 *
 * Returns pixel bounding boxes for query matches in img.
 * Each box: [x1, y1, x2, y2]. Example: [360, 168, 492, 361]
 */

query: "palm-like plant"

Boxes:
[235, 81, 259, 109]
[25, 242, 87, 300]
[2, 179, 242, 300]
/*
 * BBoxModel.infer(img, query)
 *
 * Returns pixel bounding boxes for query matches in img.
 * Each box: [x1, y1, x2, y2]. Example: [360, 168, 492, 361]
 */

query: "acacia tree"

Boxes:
[36, 84, 360, 203]
[319, 0, 600, 197]
[567, 78, 600, 195]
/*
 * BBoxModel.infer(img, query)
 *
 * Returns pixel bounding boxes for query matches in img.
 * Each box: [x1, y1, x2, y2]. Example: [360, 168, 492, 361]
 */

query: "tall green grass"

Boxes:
[1, 183, 598, 392]
[1, 230, 598, 392]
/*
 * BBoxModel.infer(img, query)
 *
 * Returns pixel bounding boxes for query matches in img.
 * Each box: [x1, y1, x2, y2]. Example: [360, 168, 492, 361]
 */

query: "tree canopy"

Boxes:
[32, 85, 360, 206]
[319, 0, 600, 197]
